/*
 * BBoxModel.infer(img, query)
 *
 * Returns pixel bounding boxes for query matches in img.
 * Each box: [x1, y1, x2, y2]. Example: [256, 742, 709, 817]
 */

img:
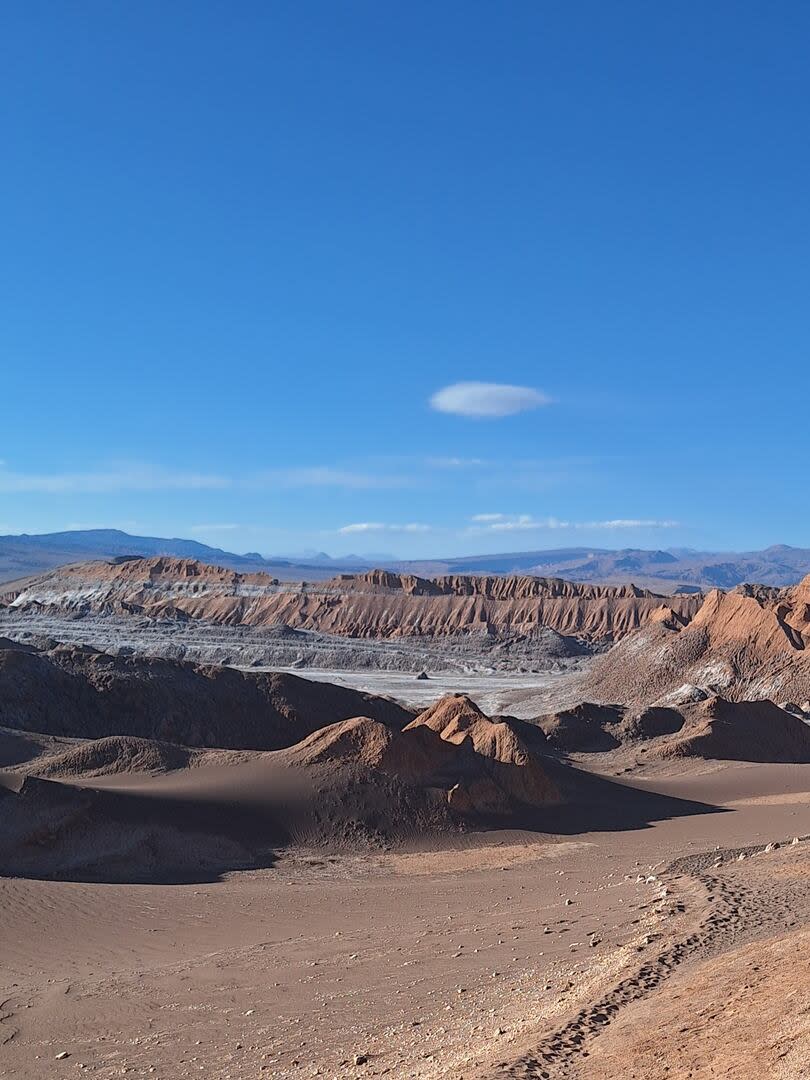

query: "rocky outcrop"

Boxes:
[584, 575, 810, 706]
[405, 695, 560, 813]
[1, 558, 703, 645]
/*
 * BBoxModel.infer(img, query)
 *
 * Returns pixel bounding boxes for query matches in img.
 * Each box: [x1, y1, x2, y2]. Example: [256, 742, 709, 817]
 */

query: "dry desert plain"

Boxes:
[1, 562, 810, 1079]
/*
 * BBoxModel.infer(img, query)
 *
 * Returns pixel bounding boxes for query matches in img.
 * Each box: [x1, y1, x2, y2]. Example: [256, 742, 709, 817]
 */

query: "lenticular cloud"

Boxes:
[429, 382, 551, 418]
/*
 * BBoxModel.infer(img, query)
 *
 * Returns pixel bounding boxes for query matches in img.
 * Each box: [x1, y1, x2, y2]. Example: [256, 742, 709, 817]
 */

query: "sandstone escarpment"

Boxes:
[1, 558, 702, 644]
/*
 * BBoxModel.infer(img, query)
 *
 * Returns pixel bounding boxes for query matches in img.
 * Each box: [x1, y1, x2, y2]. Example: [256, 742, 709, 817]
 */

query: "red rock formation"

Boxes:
[1, 558, 703, 644]
[585, 575, 810, 705]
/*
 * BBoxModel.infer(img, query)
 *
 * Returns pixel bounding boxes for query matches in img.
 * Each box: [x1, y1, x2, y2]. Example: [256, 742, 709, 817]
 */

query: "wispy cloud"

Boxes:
[0, 463, 229, 494]
[429, 382, 552, 419]
[582, 519, 680, 530]
[338, 522, 433, 534]
[425, 456, 487, 468]
[0, 462, 413, 495]
[251, 467, 412, 490]
[469, 513, 679, 533]
[470, 514, 569, 532]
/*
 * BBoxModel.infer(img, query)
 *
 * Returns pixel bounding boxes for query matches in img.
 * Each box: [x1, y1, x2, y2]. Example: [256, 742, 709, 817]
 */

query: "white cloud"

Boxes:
[469, 514, 678, 533]
[429, 382, 551, 419]
[338, 522, 433, 535]
[485, 515, 570, 532]
[0, 463, 229, 494]
[581, 519, 679, 530]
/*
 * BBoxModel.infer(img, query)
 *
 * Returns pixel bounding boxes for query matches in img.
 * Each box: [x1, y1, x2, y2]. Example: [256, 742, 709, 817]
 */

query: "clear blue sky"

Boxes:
[2, 2, 808, 557]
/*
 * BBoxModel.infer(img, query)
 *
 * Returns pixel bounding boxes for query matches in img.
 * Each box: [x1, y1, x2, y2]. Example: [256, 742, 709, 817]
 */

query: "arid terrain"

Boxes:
[8, 3, 809, 1077]
[1, 559, 809, 1078]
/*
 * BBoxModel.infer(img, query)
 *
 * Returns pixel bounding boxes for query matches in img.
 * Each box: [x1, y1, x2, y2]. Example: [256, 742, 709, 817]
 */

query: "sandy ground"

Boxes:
[568, 924, 810, 1079]
[2, 762, 809, 1079]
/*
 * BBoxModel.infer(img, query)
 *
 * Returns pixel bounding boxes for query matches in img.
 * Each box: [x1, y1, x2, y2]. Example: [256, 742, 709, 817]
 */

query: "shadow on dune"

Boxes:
[0, 751, 724, 884]
[507, 758, 727, 835]
[0, 772, 285, 885]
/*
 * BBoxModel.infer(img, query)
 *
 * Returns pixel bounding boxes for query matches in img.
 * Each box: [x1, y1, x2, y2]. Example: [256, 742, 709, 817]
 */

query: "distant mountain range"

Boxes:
[393, 545, 810, 591]
[1, 529, 809, 592]
[0, 529, 352, 585]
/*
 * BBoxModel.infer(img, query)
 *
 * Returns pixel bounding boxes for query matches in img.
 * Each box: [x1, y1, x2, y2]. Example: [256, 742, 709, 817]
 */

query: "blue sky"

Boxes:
[2, 2, 808, 558]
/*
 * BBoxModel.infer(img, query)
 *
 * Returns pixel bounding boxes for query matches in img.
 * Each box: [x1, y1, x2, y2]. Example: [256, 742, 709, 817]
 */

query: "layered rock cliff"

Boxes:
[0, 558, 702, 645]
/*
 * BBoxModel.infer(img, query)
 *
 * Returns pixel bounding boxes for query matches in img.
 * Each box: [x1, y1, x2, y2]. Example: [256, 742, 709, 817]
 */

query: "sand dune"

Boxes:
[0, 686, 724, 884]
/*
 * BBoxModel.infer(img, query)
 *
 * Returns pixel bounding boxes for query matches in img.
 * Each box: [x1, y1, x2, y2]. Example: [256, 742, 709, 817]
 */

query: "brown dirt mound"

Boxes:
[617, 706, 685, 740]
[408, 694, 547, 751]
[284, 703, 561, 815]
[0, 775, 259, 883]
[652, 696, 810, 763]
[538, 702, 625, 752]
[284, 716, 399, 768]
[283, 715, 460, 784]
[17, 735, 194, 779]
[0, 640, 413, 750]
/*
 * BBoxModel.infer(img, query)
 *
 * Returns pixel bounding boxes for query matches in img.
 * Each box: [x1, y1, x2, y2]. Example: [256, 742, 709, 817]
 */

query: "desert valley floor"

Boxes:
[2, 762, 809, 1079]
[1, 561, 810, 1079]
